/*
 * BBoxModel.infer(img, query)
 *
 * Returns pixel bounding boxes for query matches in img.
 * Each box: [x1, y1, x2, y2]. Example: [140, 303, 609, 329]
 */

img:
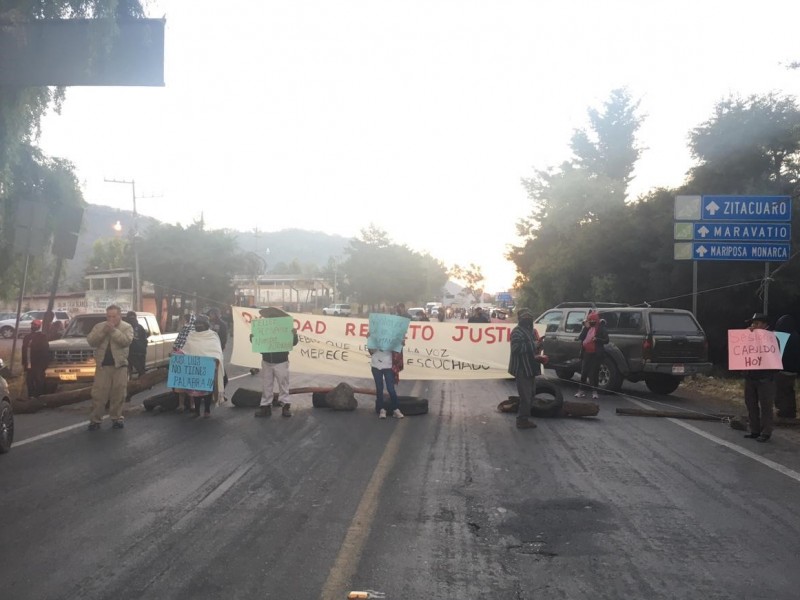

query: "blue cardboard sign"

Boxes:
[692, 222, 791, 242]
[366, 313, 410, 353]
[168, 354, 217, 391]
[700, 196, 791, 222]
[692, 242, 790, 262]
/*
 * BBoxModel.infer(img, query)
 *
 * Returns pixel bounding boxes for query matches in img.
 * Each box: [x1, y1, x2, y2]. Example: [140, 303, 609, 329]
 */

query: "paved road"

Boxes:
[2, 366, 800, 599]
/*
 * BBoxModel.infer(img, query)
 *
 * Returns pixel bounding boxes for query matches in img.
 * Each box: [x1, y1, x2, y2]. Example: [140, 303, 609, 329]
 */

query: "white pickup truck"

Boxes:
[44, 312, 178, 392]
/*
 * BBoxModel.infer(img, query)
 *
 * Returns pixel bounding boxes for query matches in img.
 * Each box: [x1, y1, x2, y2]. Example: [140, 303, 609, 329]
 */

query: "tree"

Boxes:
[86, 237, 132, 271]
[512, 90, 644, 309]
[687, 93, 800, 194]
[137, 223, 241, 327]
[451, 263, 485, 302]
[570, 88, 643, 203]
[341, 225, 447, 310]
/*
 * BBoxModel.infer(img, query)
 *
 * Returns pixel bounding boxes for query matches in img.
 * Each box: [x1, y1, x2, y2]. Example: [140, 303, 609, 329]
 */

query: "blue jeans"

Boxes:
[372, 367, 399, 413]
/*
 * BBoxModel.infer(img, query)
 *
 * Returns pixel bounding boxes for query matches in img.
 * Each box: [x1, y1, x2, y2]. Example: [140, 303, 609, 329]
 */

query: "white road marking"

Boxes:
[12, 418, 103, 447]
[626, 397, 800, 484]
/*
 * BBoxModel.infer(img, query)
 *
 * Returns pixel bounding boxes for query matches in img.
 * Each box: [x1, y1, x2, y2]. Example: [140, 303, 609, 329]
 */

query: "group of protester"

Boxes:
[69, 300, 800, 437]
[86, 305, 231, 429]
[507, 308, 800, 437]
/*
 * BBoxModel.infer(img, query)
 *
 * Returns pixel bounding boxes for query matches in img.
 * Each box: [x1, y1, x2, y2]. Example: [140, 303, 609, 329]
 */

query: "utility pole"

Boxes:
[104, 178, 141, 311]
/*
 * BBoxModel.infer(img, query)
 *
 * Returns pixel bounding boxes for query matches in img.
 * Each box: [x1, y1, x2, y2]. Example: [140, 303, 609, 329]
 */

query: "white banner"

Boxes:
[230, 307, 514, 380]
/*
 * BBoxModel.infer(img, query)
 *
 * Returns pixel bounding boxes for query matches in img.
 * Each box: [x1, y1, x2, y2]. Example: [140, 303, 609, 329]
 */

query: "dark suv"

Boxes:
[534, 302, 712, 394]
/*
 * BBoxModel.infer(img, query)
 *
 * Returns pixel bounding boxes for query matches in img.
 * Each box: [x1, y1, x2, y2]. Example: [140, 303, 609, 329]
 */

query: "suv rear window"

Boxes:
[600, 311, 643, 331]
[564, 311, 586, 334]
[649, 313, 701, 334]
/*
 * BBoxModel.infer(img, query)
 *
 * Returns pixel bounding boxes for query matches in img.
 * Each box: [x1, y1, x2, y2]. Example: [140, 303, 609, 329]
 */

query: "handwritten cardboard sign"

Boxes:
[366, 313, 410, 353]
[250, 316, 294, 353]
[728, 329, 783, 370]
[168, 354, 217, 391]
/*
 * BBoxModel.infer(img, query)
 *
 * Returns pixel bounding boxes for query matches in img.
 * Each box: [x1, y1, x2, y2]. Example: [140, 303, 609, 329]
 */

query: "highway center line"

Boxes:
[319, 380, 421, 600]
[626, 397, 800, 485]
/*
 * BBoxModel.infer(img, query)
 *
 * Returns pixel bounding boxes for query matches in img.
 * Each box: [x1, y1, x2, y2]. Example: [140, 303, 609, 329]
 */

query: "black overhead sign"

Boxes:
[0, 18, 164, 86]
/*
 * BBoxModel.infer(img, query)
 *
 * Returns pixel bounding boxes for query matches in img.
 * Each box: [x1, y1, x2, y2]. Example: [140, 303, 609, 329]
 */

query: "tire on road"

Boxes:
[396, 396, 428, 416]
[530, 379, 564, 418]
[231, 387, 262, 408]
[0, 326, 15, 339]
[143, 391, 180, 412]
[644, 374, 681, 395]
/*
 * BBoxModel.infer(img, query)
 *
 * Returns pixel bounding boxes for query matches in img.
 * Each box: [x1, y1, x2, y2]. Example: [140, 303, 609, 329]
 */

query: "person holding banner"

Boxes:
[252, 309, 299, 418]
[367, 312, 409, 419]
[774, 314, 799, 419]
[742, 313, 778, 442]
[176, 314, 226, 418]
[508, 308, 541, 430]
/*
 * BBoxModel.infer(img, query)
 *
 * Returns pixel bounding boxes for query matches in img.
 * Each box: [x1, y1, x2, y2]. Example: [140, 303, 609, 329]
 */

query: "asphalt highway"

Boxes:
[2, 367, 800, 599]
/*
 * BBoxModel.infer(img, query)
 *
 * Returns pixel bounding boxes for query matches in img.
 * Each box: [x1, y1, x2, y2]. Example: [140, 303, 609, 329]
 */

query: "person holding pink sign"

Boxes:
[742, 313, 778, 442]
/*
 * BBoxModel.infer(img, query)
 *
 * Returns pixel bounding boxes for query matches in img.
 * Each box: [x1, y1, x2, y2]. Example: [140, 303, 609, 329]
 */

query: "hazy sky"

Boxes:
[38, 0, 800, 293]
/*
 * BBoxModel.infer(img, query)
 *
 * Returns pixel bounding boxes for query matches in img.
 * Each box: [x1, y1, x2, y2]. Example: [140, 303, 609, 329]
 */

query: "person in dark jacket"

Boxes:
[22, 319, 49, 397]
[508, 308, 542, 430]
[774, 314, 799, 419]
[125, 311, 149, 378]
[742, 313, 778, 442]
[206, 307, 229, 351]
[576, 311, 609, 400]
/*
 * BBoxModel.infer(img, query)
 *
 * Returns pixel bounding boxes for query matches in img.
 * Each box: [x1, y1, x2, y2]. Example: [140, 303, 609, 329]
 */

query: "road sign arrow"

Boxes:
[698, 225, 710, 238]
[696, 245, 708, 257]
[705, 201, 720, 216]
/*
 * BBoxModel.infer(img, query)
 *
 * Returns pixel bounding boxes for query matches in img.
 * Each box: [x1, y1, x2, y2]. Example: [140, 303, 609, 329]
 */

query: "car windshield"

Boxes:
[64, 316, 106, 337]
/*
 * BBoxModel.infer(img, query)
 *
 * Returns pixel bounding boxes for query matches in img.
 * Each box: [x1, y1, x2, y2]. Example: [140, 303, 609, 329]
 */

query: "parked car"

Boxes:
[0, 310, 71, 339]
[44, 312, 178, 392]
[322, 303, 352, 316]
[0, 358, 13, 453]
[408, 308, 430, 321]
[534, 302, 712, 394]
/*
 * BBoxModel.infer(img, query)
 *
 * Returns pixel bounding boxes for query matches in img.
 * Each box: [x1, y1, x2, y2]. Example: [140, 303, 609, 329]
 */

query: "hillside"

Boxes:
[62, 204, 352, 287]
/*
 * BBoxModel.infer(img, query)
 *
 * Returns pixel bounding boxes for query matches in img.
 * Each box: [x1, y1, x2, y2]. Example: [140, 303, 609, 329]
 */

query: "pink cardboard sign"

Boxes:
[728, 329, 783, 370]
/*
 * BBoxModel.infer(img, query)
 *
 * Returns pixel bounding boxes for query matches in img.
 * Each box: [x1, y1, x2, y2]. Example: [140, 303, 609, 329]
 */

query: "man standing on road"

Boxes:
[253, 308, 299, 418]
[742, 313, 778, 443]
[87, 304, 133, 431]
[21, 319, 49, 397]
[508, 308, 541, 430]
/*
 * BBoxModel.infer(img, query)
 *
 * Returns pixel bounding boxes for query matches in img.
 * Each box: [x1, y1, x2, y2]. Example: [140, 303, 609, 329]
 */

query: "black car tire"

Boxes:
[231, 388, 263, 408]
[555, 368, 575, 381]
[396, 396, 428, 416]
[143, 391, 180, 412]
[530, 379, 565, 418]
[645, 374, 682, 395]
[598, 357, 623, 391]
[0, 326, 14, 339]
[0, 399, 14, 453]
